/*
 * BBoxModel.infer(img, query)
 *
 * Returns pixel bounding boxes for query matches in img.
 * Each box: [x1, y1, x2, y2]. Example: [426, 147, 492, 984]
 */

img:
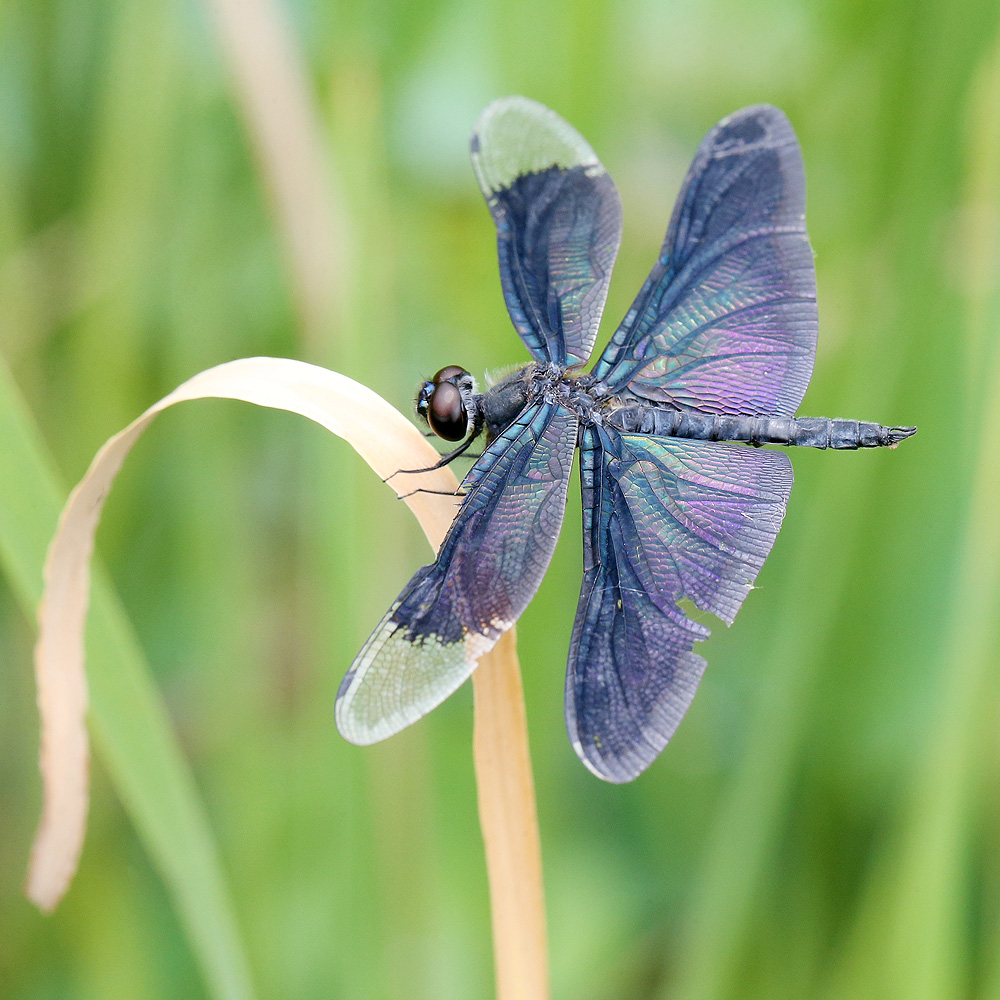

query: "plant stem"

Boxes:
[473, 628, 550, 1000]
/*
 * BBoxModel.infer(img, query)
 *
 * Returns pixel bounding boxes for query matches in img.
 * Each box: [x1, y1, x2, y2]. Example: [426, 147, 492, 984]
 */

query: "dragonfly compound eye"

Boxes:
[433, 365, 468, 383]
[427, 381, 468, 441]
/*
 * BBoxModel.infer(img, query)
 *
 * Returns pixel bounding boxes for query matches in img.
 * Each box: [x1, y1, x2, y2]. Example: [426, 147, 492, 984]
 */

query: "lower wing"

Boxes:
[567, 426, 793, 782]
[337, 401, 578, 745]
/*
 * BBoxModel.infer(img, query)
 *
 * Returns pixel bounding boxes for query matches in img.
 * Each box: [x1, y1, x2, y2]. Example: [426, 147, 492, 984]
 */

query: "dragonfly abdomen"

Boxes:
[609, 406, 916, 449]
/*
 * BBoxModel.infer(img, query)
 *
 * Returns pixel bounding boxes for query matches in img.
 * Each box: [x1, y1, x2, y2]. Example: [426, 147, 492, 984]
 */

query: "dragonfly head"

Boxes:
[416, 365, 478, 441]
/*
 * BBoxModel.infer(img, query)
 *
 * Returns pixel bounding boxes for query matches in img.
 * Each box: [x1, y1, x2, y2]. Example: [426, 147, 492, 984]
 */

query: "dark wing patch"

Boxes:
[472, 96, 622, 368]
[591, 105, 817, 416]
[566, 427, 793, 782]
[337, 402, 578, 745]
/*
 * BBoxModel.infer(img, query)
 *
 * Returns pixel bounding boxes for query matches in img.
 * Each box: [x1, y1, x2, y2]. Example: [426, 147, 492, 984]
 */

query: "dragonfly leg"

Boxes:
[395, 486, 465, 501]
[383, 424, 483, 482]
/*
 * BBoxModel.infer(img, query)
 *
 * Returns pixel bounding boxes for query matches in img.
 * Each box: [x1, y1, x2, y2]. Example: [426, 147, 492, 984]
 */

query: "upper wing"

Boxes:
[567, 427, 793, 782]
[337, 402, 578, 744]
[591, 105, 817, 416]
[471, 96, 623, 368]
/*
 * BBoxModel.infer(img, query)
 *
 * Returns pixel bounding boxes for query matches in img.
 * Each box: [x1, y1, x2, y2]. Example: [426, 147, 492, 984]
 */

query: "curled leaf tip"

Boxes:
[27, 357, 458, 909]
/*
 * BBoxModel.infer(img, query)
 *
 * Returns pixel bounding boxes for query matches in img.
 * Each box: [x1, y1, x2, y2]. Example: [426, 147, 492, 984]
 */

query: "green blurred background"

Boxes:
[3, 0, 1000, 997]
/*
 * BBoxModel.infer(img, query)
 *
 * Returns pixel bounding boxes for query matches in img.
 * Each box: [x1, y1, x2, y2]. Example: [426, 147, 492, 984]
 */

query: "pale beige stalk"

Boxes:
[26, 356, 550, 998]
[203, 0, 347, 348]
[474, 628, 549, 1000]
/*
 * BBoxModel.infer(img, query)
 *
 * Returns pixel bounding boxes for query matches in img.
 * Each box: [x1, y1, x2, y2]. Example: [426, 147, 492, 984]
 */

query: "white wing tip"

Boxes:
[336, 614, 510, 745]
[471, 96, 603, 196]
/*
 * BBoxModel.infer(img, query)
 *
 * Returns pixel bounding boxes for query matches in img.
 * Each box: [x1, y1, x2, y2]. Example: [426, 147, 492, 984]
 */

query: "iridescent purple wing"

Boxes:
[337, 402, 578, 745]
[591, 105, 817, 415]
[567, 426, 793, 782]
[471, 97, 623, 368]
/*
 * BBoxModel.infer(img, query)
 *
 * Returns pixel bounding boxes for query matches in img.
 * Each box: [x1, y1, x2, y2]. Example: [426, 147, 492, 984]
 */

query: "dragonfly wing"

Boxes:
[592, 105, 817, 416]
[337, 402, 578, 744]
[567, 428, 793, 782]
[472, 96, 623, 368]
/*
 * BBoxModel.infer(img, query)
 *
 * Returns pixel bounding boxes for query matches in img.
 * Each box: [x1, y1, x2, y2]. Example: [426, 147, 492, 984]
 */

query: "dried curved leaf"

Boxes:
[27, 356, 459, 910]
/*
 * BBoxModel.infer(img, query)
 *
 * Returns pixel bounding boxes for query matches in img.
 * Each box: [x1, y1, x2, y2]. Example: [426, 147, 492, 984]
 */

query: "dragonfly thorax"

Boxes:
[478, 363, 606, 441]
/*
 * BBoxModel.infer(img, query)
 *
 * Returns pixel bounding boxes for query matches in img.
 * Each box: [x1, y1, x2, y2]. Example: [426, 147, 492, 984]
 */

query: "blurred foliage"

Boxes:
[2, 0, 1000, 998]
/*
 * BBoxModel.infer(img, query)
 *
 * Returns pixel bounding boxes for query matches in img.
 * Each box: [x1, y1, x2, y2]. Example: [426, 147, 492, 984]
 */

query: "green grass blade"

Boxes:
[825, 35, 1000, 1000]
[0, 354, 256, 1000]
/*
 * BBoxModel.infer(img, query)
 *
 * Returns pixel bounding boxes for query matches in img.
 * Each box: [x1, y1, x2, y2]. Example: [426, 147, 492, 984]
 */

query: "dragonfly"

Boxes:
[335, 97, 915, 783]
